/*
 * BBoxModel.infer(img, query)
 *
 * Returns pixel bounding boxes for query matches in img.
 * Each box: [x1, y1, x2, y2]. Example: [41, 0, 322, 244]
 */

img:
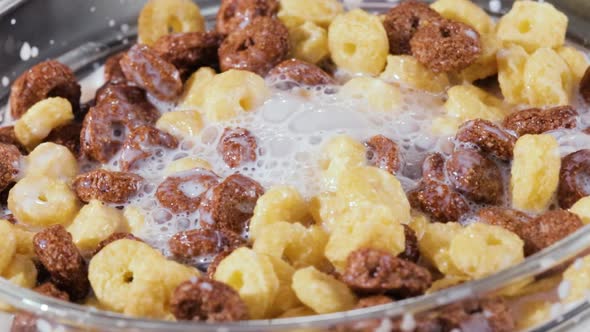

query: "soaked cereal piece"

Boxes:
[267, 58, 334, 86]
[266, 255, 301, 317]
[0, 126, 27, 154]
[180, 67, 216, 109]
[421, 152, 445, 181]
[319, 135, 366, 191]
[156, 111, 203, 139]
[2, 254, 37, 289]
[169, 228, 245, 259]
[138, 0, 205, 46]
[120, 44, 183, 101]
[399, 225, 420, 263]
[511, 134, 560, 213]
[497, 0, 567, 52]
[119, 125, 179, 171]
[286, 21, 329, 65]
[9, 60, 80, 119]
[342, 248, 431, 298]
[410, 20, 481, 73]
[557, 46, 590, 82]
[497, 43, 529, 105]
[438, 298, 515, 332]
[562, 255, 590, 303]
[443, 84, 507, 125]
[328, 9, 388, 75]
[218, 17, 290, 76]
[292, 266, 356, 314]
[418, 222, 465, 276]
[165, 157, 212, 176]
[278, 0, 343, 28]
[339, 77, 402, 113]
[206, 249, 235, 279]
[33, 225, 89, 300]
[104, 52, 127, 83]
[520, 210, 583, 256]
[581, 67, 590, 103]
[123, 206, 146, 234]
[216, 0, 279, 35]
[457, 32, 499, 82]
[171, 277, 249, 321]
[455, 119, 516, 161]
[523, 47, 573, 107]
[477, 206, 531, 236]
[199, 174, 264, 234]
[0, 143, 21, 193]
[445, 149, 503, 204]
[430, 0, 494, 35]
[156, 168, 220, 214]
[570, 196, 590, 224]
[73, 169, 143, 204]
[365, 135, 401, 175]
[25, 142, 77, 182]
[217, 127, 258, 168]
[408, 180, 469, 223]
[382, 0, 443, 55]
[92, 232, 143, 256]
[44, 122, 82, 155]
[558, 150, 590, 209]
[15, 97, 74, 150]
[380, 55, 449, 93]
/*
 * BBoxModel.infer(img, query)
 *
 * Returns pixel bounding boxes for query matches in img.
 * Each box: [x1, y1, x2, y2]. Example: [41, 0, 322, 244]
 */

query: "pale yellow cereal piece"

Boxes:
[418, 222, 465, 276]
[2, 255, 37, 289]
[407, 213, 430, 240]
[562, 256, 590, 303]
[328, 9, 388, 75]
[201, 70, 270, 122]
[431, 0, 494, 35]
[8, 176, 80, 227]
[180, 67, 216, 108]
[309, 191, 347, 228]
[278, 306, 316, 318]
[444, 84, 507, 124]
[292, 266, 356, 314]
[504, 275, 561, 298]
[0, 220, 17, 274]
[457, 32, 499, 83]
[557, 46, 590, 82]
[123, 205, 146, 234]
[164, 157, 212, 176]
[266, 256, 301, 317]
[15, 97, 74, 150]
[431, 116, 463, 137]
[279, 0, 343, 28]
[11, 224, 35, 257]
[25, 142, 78, 182]
[380, 55, 450, 93]
[250, 186, 310, 240]
[496, 277, 534, 297]
[570, 196, 590, 224]
[138, 0, 205, 46]
[84, 295, 108, 310]
[288, 21, 330, 64]
[426, 275, 468, 293]
[67, 200, 130, 252]
[497, 1, 567, 52]
[124, 279, 169, 318]
[214, 248, 279, 319]
[319, 135, 366, 191]
[449, 223, 524, 279]
[524, 47, 573, 107]
[497, 44, 529, 105]
[511, 134, 560, 213]
[156, 111, 203, 139]
[339, 77, 402, 113]
[517, 300, 552, 330]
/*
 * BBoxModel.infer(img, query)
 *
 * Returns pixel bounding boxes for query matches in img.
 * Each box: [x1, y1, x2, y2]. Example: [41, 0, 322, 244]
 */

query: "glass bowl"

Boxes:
[0, 0, 589, 331]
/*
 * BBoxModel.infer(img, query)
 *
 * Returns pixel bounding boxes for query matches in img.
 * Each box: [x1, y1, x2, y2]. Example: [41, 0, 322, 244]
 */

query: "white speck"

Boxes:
[1, 77, 9, 87]
[558, 280, 571, 300]
[123, 38, 129, 45]
[489, 0, 501, 12]
[120, 24, 130, 33]
[375, 318, 393, 332]
[90, 6, 96, 12]
[573, 258, 584, 270]
[19, 42, 31, 61]
[400, 313, 416, 331]
[31, 46, 39, 58]
[49, 40, 55, 45]
[108, 19, 116, 27]
[10, 18, 16, 25]
[464, 29, 478, 40]
[116, 34, 123, 41]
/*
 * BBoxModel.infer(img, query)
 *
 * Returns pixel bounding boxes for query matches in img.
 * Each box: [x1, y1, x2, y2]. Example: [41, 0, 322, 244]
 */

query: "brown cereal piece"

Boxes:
[33, 225, 89, 301]
[445, 149, 503, 204]
[104, 52, 127, 83]
[503, 106, 578, 137]
[217, 127, 258, 168]
[119, 125, 179, 171]
[44, 122, 82, 155]
[559, 149, 590, 209]
[10, 282, 70, 332]
[410, 19, 481, 73]
[422, 152, 446, 181]
[34, 282, 71, 302]
[206, 249, 235, 279]
[9, 60, 81, 119]
[0, 126, 27, 154]
[477, 206, 531, 235]
[455, 119, 516, 161]
[408, 180, 469, 223]
[171, 277, 249, 322]
[365, 135, 402, 175]
[216, 0, 279, 35]
[399, 225, 420, 263]
[92, 232, 143, 256]
[156, 168, 221, 214]
[73, 169, 143, 204]
[153, 31, 223, 80]
[520, 210, 583, 256]
[120, 44, 183, 101]
[199, 174, 264, 234]
[81, 83, 159, 163]
[218, 17, 290, 76]
[355, 295, 393, 309]
[169, 228, 246, 259]
[581, 67, 590, 104]
[267, 58, 335, 87]
[342, 248, 432, 298]
[0, 143, 21, 193]
[439, 298, 515, 332]
[382, 0, 443, 55]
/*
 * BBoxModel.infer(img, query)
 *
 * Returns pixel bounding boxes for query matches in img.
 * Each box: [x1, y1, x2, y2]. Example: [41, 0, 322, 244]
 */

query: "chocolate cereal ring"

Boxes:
[156, 168, 221, 214]
[558, 149, 590, 209]
[216, 0, 279, 35]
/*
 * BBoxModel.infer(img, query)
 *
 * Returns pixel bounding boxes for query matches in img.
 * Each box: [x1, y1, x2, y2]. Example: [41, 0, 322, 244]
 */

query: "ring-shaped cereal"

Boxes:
[138, 0, 205, 46]
[558, 149, 590, 209]
[156, 168, 220, 214]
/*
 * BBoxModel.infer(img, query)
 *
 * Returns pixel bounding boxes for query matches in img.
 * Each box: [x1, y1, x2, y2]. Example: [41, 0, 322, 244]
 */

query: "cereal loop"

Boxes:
[156, 168, 220, 214]
[455, 119, 516, 161]
[503, 106, 578, 137]
[119, 125, 179, 171]
[445, 149, 503, 204]
[73, 169, 143, 204]
[216, 0, 279, 35]
[558, 150, 590, 209]
[267, 59, 334, 87]
[217, 127, 258, 168]
[169, 228, 245, 259]
[138, 0, 205, 46]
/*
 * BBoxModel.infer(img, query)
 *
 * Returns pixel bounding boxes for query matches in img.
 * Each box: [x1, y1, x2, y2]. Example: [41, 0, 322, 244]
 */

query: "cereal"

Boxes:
[216, 0, 279, 35]
[430, 0, 494, 35]
[523, 47, 573, 107]
[164, 157, 212, 176]
[9, 60, 80, 119]
[218, 17, 290, 76]
[570, 196, 590, 224]
[355, 295, 392, 309]
[156, 168, 220, 214]
[2, 255, 37, 289]
[44, 122, 82, 155]
[457, 32, 499, 82]
[339, 77, 402, 113]
[267, 59, 334, 86]
[477, 206, 531, 236]
[73, 169, 143, 204]
[408, 180, 469, 223]
[520, 209, 583, 256]
[170, 277, 249, 321]
[15, 97, 74, 150]
[8, 176, 80, 227]
[342, 248, 432, 298]
[382, 0, 442, 55]
[0, 220, 17, 274]
[206, 249, 234, 279]
[278, 0, 343, 28]
[455, 119, 516, 161]
[156, 111, 203, 139]
[180, 67, 216, 109]
[443, 84, 507, 125]
[217, 127, 258, 168]
[138, 0, 205, 46]
[410, 20, 481, 73]
[328, 9, 388, 75]
[497, 43, 529, 105]
[399, 225, 420, 263]
[35, 282, 70, 301]
[557, 46, 590, 82]
[418, 222, 465, 276]
[92, 232, 142, 256]
[266, 255, 301, 317]
[33, 225, 89, 300]
[292, 266, 357, 314]
[511, 134, 560, 213]
[581, 67, 590, 103]
[123, 206, 146, 234]
[67, 200, 130, 252]
[365, 135, 401, 175]
[0, 143, 21, 193]
[421, 152, 445, 181]
[119, 125, 179, 171]
[438, 298, 515, 332]
[445, 149, 503, 204]
[286, 22, 329, 64]
[319, 135, 366, 191]
[169, 229, 245, 259]
[562, 255, 590, 303]
[104, 52, 127, 83]
[0, 126, 27, 154]
[380, 55, 451, 93]
[497, 0, 567, 52]
[25, 142, 77, 182]
[558, 150, 590, 209]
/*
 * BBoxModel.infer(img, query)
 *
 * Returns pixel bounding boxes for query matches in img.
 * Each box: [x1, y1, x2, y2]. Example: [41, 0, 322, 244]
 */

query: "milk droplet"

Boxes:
[19, 42, 31, 61]
[1, 77, 9, 87]
[10, 18, 16, 25]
